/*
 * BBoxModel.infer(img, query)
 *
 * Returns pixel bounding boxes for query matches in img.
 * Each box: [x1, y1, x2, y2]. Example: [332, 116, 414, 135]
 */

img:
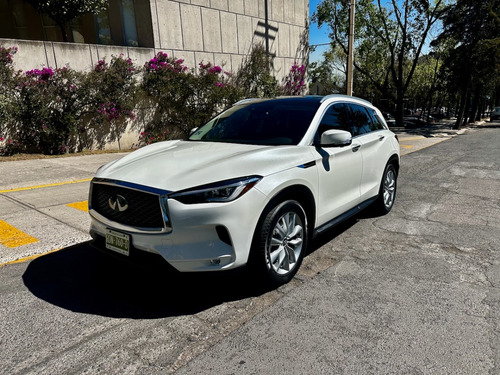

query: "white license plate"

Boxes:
[105, 229, 130, 256]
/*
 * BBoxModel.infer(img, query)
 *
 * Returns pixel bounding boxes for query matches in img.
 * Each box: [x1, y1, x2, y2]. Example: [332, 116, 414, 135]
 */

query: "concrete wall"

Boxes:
[0, 39, 156, 73]
[1, 0, 308, 79]
[150, 0, 309, 80]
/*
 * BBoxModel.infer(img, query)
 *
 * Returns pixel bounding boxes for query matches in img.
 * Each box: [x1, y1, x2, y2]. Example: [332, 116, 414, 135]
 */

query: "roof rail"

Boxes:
[233, 98, 261, 106]
[320, 94, 372, 106]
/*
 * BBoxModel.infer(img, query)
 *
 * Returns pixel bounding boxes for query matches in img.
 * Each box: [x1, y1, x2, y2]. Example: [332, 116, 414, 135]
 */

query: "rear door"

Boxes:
[348, 104, 392, 201]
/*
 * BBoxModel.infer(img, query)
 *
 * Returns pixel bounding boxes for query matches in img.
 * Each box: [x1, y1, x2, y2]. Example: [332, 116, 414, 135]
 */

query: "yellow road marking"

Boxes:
[66, 201, 89, 212]
[0, 178, 92, 194]
[400, 145, 414, 149]
[0, 248, 61, 267]
[0, 220, 39, 248]
[398, 136, 425, 141]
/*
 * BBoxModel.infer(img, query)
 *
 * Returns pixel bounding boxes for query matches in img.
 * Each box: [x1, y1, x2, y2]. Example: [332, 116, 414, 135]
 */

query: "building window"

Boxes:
[121, 0, 138, 47]
[0, 0, 145, 47]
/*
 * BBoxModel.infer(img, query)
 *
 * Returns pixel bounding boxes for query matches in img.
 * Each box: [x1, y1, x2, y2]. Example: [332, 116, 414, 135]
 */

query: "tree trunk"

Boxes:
[455, 90, 467, 129]
[59, 23, 69, 43]
[467, 86, 480, 123]
[395, 92, 405, 127]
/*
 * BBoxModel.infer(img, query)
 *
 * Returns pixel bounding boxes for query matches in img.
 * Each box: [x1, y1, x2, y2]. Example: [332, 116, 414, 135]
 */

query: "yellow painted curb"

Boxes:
[0, 178, 92, 194]
[0, 248, 61, 267]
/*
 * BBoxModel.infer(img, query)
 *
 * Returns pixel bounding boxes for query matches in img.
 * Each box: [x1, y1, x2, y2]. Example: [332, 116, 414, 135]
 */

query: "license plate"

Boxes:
[105, 229, 130, 256]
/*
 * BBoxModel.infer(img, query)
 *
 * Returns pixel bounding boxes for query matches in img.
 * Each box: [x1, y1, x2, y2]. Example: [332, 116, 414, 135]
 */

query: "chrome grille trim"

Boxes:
[89, 178, 172, 233]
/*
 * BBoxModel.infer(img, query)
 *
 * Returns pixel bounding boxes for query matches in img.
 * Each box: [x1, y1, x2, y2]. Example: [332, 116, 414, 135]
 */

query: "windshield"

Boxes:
[188, 100, 321, 145]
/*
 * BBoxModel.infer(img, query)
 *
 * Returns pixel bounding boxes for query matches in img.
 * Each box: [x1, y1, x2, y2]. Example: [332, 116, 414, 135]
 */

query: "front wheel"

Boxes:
[250, 200, 308, 286]
[373, 163, 397, 215]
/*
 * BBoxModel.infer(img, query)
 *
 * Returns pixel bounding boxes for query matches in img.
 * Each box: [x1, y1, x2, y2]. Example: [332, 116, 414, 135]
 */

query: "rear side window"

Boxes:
[370, 110, 386, 131]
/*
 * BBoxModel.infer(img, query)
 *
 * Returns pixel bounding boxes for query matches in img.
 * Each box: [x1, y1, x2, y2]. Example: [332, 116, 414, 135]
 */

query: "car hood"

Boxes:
[95, 140, 313, 192]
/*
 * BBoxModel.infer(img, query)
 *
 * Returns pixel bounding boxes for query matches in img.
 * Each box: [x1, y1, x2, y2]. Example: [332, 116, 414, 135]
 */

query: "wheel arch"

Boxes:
[388, 153, 400, 175]
[261, 184, 317, 237]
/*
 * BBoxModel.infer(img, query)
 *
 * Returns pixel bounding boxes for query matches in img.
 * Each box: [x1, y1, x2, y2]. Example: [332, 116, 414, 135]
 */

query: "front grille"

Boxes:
[91, 182, 165, 229]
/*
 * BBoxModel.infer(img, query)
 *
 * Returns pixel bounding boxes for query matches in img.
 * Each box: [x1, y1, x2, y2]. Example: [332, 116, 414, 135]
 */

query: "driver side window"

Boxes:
[315, 103, 351, 143]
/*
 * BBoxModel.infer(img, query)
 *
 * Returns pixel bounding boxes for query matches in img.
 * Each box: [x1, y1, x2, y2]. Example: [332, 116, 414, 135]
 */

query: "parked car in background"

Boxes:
[88, 95, 400, 286]
[382, 112, 396, 127]
[491, 107, 500, 121]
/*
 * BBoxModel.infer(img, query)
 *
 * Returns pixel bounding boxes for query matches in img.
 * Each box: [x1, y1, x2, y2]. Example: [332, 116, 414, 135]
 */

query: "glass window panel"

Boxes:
[121, 0, 138, 47]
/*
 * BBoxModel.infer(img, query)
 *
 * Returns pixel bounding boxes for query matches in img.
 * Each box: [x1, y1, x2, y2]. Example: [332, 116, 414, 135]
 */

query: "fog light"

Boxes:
[210, 258, 221, 265]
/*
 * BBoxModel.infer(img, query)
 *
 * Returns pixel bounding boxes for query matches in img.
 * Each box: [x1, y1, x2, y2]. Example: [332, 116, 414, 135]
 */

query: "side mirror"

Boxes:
[319, 129, 352, 147]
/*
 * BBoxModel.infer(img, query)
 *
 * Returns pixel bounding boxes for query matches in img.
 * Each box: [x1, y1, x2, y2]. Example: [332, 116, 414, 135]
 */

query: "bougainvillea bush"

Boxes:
[140, 52, 193, 139]
[80, 54, 138, 150]
[8, 66, 84, 154]
[140, 52, 243, 141]
[283, 62, 307, 96]
[0, 46, 18, 155]
[0, 44, 306, 155]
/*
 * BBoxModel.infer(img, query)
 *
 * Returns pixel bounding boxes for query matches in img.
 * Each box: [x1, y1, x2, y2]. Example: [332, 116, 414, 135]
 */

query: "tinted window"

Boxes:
[315, 103, 351, 142]
[349, 104, 373, 136]
[189, 100, 320, 145]
[370, 110, 385, 131]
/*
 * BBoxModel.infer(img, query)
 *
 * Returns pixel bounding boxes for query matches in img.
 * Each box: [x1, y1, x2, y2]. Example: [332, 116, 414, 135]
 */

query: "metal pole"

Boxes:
[347, 0, 355, 96]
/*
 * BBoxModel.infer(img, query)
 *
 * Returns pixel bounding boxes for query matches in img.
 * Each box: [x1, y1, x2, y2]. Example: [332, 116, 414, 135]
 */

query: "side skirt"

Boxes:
[313, 196, 377, 237]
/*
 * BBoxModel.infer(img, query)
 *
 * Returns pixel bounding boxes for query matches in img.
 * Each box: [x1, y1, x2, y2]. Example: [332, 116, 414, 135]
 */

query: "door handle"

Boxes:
[352, 144, 361, 152]
[378, 135, 385, 141]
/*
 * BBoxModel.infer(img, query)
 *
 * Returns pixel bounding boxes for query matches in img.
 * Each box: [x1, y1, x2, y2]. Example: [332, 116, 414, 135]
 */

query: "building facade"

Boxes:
[0, 0, 309, 80]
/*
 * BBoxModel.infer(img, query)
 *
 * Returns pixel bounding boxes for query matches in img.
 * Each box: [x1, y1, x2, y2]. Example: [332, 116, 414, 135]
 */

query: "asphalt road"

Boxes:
[1, 123, 499, 374]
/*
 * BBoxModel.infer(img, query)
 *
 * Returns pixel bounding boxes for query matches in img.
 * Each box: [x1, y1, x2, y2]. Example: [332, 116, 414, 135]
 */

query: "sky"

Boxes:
[309, 0, 332, 63]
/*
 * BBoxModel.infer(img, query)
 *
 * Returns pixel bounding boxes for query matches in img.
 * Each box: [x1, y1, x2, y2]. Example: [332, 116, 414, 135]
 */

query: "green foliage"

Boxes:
[8, 67, 84, 154]
[308, 49, 345, 95]
[234, 44, 282, 98]
[434, 0, 500, 124]
[138, 130, 169, 146]
[0, 44, 305, 155]
[80, 55, 138, 150]
[314, 0, 444, 125]
[0, 46, 17, 150]
[140, 51, 243, 140]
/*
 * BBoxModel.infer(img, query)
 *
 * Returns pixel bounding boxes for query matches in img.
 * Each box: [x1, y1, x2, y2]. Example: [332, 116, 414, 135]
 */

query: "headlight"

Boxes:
[170, 176, 262, 204]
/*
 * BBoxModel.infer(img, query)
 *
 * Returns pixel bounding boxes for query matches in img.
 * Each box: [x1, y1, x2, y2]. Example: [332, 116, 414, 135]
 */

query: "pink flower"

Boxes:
[209, 66, 222, 74]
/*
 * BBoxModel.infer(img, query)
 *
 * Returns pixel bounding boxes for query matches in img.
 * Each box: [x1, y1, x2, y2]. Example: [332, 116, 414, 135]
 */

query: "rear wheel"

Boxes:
[250, 200, 308, 286]
[374, 163, 397, 215]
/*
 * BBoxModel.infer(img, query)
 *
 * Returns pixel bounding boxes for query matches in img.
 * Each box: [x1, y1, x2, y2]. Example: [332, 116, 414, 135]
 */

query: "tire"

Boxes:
[374, 163, 397, 215]
[250, 200, 308, 286]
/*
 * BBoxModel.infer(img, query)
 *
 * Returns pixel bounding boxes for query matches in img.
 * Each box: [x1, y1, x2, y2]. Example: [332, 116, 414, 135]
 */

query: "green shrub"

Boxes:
[140, 52, 242, 141]
[80, 54, 138, 150]
[233, 44, 282, 98]
[0, 46, 18, 155]
[7, 66, 84, 154]
[0, 45, 306, 154]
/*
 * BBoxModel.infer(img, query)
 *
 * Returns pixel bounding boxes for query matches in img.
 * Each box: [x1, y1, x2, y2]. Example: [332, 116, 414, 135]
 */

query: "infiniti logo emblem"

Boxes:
[108, 194, 129, 213]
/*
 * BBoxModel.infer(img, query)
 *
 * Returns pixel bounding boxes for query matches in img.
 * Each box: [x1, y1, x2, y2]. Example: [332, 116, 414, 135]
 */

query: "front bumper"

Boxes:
[89, 187, 267, 272]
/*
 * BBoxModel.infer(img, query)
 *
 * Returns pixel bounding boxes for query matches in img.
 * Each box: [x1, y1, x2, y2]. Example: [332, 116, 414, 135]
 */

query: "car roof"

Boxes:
[233, 95, 373, 107]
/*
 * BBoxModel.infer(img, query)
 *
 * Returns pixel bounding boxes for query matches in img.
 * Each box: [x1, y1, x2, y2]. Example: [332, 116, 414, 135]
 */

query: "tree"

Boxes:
[308, 48, 345, 95]
[24, 0, 109, 42]
[313, 0, 444, 126]
[434, 0, 500, 128]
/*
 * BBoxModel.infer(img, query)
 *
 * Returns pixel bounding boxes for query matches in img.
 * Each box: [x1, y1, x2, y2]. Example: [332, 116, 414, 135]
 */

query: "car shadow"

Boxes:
[22, 242, 273, 319]
[22, 217, 361, 320]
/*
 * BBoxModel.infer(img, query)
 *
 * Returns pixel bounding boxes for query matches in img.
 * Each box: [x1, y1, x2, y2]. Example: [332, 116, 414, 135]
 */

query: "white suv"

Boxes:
[89, 95, 400, 285]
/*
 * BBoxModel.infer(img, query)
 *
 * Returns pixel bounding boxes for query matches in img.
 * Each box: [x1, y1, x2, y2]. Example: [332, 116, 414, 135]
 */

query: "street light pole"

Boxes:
[347, 0, 355, 96]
